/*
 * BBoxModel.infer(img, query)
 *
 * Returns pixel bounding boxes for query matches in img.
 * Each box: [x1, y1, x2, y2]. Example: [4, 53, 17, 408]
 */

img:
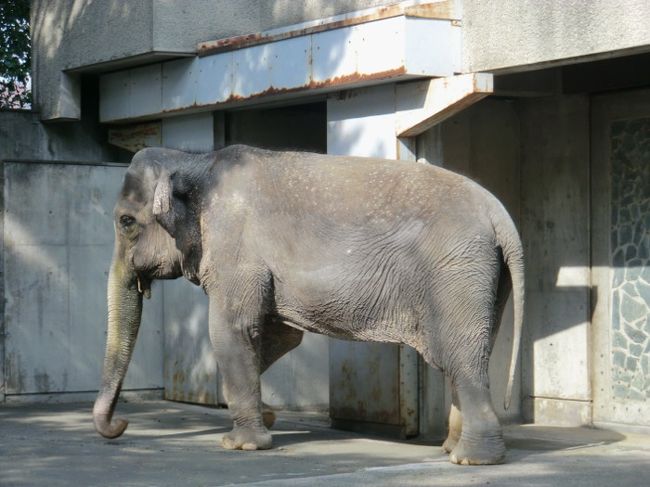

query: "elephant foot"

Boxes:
[262, 404, 276, 429]
[221, 426, 272, 451]
[449, 433, 505, 465]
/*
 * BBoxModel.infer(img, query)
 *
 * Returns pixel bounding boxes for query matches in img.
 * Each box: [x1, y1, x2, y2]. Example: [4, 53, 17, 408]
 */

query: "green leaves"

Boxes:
[1, 0, 31, 109]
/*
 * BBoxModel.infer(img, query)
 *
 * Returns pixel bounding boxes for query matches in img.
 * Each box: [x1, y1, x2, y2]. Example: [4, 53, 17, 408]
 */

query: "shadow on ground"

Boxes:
[0, 400, 647, 487]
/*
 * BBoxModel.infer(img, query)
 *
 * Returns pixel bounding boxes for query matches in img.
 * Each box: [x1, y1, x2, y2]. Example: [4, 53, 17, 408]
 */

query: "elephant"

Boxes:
[93, 144, 524, 466]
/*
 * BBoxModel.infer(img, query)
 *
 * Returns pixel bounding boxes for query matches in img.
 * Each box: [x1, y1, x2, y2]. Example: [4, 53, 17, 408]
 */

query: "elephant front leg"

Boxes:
[209, 297, 271, 451]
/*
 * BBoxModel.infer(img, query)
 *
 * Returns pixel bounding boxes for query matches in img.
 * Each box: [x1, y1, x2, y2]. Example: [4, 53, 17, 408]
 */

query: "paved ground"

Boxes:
[1, 400, 649, 486]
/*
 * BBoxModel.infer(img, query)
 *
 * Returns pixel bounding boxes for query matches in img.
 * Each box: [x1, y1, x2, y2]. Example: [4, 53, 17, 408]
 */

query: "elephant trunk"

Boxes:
[93, 258, 143, 439]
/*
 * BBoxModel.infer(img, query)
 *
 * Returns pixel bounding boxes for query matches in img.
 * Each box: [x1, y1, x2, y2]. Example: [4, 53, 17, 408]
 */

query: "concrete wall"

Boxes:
[517, 95, 591, 425]
[0, 107, 149, 403]
[0, 109, 115, 163]
[462, 0, 650, 73]
[2, 160, 163, 402]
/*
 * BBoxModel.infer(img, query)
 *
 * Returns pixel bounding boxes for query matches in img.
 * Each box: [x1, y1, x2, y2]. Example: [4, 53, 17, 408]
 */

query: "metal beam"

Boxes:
[396, 73, 493, 137]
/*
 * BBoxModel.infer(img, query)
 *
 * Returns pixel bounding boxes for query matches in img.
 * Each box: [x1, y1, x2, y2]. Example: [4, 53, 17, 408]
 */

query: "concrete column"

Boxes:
[518, 95, 592, 425]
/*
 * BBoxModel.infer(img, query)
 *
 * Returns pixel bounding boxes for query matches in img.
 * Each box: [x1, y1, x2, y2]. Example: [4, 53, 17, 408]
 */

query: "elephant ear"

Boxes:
[151, 167, 187, 238]
[152, 167, 173, 216]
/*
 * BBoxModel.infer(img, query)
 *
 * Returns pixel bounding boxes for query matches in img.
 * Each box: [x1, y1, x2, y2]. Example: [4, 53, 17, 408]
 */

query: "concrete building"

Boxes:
[1, 0, 649, 439]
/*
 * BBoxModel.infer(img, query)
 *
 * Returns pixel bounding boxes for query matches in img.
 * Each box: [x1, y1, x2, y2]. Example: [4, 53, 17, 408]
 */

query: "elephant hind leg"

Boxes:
[259, 316, 304, 429]
[443, 323, 504, 463]
[442, 386, 462, 454]
[432, 281, 505, 463]
[449, 378, 505, 465]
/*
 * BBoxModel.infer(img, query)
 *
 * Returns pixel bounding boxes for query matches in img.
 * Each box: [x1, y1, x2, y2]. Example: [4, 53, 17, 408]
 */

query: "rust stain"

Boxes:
[197, 2, 457, 56]
[158, 66, 408, 117]
[403, 2, 457, 20]
[166, 368, 219, 405]
[108, 121, 161, 152]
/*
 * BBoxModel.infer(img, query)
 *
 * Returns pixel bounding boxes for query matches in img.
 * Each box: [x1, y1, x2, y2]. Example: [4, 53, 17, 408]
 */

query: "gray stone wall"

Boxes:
[610, 117, 650, 402]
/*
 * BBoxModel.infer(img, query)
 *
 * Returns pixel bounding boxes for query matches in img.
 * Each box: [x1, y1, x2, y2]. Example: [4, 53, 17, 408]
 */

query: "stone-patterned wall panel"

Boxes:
[610, 117, 650, 401]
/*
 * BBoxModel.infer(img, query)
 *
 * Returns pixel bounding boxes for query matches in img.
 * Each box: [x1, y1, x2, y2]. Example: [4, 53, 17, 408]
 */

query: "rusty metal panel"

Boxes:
[268, 36, 312, 91]
[261, 333, 330, 411]
[353, 17, 405, 76]
[196, 52, 234, 107]
[100, 15, 460, 123]
[311, 25, 360, 83]
[162, 280, 218, 405]
[3, 162, 164, 396]
[330, 340, 401, 425]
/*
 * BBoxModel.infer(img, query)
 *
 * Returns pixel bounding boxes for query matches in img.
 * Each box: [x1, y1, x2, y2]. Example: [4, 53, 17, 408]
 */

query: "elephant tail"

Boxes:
[493, 211, 525, 411]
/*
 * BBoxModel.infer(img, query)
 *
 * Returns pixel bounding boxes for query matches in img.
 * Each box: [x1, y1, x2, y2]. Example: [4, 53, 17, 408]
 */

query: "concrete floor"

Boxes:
[1, 400, 649, 486]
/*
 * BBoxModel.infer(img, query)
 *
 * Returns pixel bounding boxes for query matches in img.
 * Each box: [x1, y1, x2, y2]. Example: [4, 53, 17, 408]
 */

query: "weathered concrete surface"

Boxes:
[0, 109, 117, 163]
[1, 400, 649, 486]
[2, 161, 164, 400]
[463, 0, 650, 73]
[518, 95, 592, 425]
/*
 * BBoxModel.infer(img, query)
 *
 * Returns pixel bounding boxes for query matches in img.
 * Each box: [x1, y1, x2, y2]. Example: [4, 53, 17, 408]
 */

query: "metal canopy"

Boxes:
[99, 12, 460, 123]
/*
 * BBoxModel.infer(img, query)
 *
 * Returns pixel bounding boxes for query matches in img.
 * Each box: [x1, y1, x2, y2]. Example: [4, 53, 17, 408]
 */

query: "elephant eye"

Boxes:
[120, 215, 136, 228]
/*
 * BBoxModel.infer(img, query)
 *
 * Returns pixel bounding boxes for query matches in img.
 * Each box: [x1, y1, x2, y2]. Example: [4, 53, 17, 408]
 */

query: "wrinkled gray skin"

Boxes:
[93, 145, 524, 465]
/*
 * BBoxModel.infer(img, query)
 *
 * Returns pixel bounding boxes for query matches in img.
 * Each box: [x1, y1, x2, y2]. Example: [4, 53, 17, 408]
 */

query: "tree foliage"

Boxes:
[1, 0, 31, 109]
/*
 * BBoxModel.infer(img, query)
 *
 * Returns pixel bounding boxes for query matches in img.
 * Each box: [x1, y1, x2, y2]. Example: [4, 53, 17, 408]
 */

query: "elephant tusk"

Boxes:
[136, 277, 152, 299]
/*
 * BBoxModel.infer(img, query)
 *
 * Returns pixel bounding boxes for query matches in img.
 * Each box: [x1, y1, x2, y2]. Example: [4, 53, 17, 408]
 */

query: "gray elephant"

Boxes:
[93, 145, 524, 465]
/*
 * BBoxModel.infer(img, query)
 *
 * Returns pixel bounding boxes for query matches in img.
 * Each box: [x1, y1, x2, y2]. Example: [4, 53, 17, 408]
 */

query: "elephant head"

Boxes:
[93, 148, 212, 438]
